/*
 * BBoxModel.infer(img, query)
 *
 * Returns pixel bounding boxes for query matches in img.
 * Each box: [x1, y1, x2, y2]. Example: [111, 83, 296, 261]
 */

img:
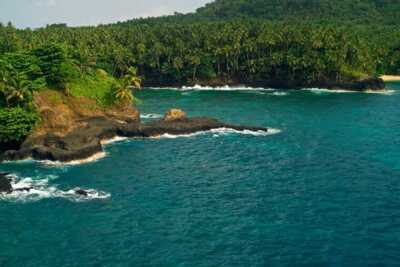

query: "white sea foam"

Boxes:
[303, 88, 356, 94]
[146, 85, 397, 95]
[40, 152, 107, 167]
[101, 136, 128, 145]
[2, 158, 35, 164]
[151, 127, 281, 139]
[140, 113, 163, 119]
[364, 90, 396, 95]
[148, 85, 273, 91]
[0, 174, 110, 203]
[303, 88, 396, 95]
[271, 91, 289, 96]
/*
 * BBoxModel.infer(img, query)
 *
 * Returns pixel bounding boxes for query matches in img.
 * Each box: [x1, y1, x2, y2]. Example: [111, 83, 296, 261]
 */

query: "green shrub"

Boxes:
[69, 69, 117, 107]
[0, 107, 39, 143]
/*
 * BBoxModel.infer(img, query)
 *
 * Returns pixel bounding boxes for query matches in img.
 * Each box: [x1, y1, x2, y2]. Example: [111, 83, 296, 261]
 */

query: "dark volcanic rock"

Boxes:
[317, 77, 385, 91]
[139, 117, 225, 137]
[75, 189, 88, 197]
[14, 187, 32, 192]
[0, 173, 12, 194]
[0, 115, 269, 163]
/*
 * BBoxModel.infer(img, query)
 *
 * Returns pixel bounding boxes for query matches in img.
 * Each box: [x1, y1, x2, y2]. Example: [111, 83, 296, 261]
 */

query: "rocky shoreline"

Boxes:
[0, 109, 269, 164]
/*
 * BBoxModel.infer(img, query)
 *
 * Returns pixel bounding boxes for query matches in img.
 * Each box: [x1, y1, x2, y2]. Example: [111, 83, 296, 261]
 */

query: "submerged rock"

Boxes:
[0, 173, 12, 194]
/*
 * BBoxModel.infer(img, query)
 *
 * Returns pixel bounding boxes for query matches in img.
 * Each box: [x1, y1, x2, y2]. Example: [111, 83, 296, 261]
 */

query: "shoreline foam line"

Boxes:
[302, 88, 395, 95]
[144, 85, 395, 95]
[150, 127, 281, 139]
[147, 84, 274, 91]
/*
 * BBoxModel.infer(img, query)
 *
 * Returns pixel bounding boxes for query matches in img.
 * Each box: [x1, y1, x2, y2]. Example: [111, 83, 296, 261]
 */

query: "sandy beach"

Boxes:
[381, 75, 400, 82]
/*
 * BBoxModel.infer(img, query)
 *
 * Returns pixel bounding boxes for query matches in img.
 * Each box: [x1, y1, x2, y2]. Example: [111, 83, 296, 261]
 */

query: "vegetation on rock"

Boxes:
[0, 107, 39, 143]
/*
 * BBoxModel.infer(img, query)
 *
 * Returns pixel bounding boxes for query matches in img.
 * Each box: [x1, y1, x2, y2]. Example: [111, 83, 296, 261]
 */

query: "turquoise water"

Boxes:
[1, 84, 400, 266]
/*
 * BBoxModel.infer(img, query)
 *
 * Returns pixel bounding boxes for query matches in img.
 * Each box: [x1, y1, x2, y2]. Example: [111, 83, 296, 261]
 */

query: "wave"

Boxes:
[364, 90, 396, 95]
[148, 84, 273, 91]
[101, 136, 128, 145]
[151, 127, 281, 139]
[40, 152, 107, 167]
[140, 113, 163, 119]
[0, 174, 110, 203]
[303, 88, 395, 95]
[272, 91, 289, 96]
[303, 88, 356, 94]
[146, 85, 396, 95]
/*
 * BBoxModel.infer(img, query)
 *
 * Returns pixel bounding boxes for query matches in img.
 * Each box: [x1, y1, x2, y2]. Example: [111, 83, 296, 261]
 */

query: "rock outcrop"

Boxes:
[164, 109, 187, 122]
[0, 173, 12, 194]
[315, 77, 385, 91]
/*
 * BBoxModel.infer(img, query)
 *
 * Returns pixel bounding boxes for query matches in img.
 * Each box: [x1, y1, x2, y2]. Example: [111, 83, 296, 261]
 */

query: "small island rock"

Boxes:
[164, 109, 187, 122]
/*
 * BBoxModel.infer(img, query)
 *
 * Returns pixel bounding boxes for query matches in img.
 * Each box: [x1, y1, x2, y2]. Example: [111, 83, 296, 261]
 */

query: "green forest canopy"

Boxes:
[195, 0, 400, 24]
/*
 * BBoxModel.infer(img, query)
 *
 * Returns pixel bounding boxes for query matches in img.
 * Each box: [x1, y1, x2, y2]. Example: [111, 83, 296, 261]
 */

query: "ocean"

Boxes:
[1, 84, 399, 266]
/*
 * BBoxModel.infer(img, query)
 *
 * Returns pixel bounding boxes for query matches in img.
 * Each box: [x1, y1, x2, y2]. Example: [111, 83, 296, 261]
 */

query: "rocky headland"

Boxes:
[0, 91, 269, 164]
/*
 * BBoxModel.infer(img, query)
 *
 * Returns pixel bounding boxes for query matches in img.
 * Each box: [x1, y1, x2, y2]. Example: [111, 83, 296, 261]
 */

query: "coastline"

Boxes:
[0, 74, 389, 165]
[0, 115, 271, 164]
[143, 76, 386, 91]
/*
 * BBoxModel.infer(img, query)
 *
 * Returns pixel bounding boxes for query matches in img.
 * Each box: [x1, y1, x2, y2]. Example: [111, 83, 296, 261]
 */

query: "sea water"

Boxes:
[0, 84, 399, 266]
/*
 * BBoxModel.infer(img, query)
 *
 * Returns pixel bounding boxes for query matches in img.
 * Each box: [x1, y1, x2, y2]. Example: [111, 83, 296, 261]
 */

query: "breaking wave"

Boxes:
[146, 85, 395, 95]
[140, 113, 163, 119]
[0, 174, 110, 203]
[40, 152, 107, 167]
[303, 88, 395, 95]
[101, 136, 128, 145]
[272, 91, 289, 96]
[148, 85, 273, 91]
[151, 127, 281, 139]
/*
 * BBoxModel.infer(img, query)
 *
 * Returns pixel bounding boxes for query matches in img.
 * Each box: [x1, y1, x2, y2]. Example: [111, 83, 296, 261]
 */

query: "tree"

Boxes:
[0, 68, 34, 107]
[32, 43, 78, 92]
[0, 107, 39, 143]
[113, 67, 141, 105]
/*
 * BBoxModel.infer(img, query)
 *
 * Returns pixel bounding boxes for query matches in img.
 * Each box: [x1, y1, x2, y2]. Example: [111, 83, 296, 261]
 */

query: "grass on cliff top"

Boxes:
[69, 69, 116, 107]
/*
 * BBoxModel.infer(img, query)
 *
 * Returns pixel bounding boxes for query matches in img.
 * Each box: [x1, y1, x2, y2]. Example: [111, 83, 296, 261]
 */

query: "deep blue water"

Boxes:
[1, 84, 400, 266]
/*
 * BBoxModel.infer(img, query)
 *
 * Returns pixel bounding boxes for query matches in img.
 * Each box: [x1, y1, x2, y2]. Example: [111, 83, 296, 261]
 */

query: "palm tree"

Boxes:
[114, 66, 141, 105]
[124, 67, 141, 89]
[0, 71, 32, 107]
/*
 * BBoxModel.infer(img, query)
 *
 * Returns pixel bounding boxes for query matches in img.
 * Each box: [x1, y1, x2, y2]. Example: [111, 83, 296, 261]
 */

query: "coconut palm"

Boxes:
[124, 67, 141, 89]
[1, 72, 32, 107]
[114, 66, 141, 104]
